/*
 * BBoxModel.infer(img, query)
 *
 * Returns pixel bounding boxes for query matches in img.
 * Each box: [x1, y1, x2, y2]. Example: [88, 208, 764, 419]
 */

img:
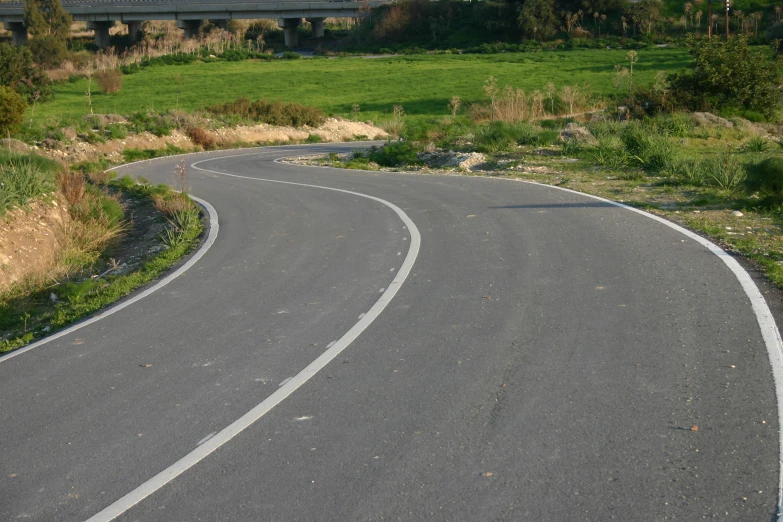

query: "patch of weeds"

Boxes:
[0, 174, 204, 354]
[368, 142, 422, 167]
[705, 146, 744, 190]
[741, 136, 771, 153]
[0, 157, 56, 216]
[123, 144, 190, 163]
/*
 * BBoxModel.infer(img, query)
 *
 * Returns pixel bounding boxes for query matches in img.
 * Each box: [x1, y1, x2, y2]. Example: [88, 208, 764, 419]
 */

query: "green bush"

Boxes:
[26, 35, 69, 68]
[537, 130, 560, 146]
[306, 133, 324, 143]
[668, 35, 783, 120]
[0, 86, 27, 136]
[621, 123, 680, 171]
[367, 142, 422, 167]
[0, 44, 52, 102]
[746, 157, 783, 202]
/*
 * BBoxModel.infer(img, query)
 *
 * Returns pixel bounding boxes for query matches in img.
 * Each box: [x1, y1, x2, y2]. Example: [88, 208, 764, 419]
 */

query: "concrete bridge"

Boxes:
[0, 0, 383, 48]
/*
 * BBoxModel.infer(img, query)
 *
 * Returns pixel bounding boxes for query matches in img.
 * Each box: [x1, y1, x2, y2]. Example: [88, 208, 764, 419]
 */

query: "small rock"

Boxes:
[731, 210, 744, 217]
[50, 293, 58, 302]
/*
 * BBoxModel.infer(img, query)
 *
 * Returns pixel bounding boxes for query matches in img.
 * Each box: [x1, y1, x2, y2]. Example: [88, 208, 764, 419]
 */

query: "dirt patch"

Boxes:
[0, 190, 171, 295]
[0, 199, 65, 293]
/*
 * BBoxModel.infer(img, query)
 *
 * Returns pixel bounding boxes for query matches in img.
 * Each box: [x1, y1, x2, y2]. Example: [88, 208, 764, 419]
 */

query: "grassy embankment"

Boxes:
[0, 153, 203, 354]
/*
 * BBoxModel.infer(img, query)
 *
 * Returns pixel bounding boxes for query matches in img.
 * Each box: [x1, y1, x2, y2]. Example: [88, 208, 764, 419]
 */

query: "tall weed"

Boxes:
[0, 160, 55, 215]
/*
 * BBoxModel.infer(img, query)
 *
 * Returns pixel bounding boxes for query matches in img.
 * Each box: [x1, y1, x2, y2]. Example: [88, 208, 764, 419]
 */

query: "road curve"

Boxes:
[1, 143, 780, 521]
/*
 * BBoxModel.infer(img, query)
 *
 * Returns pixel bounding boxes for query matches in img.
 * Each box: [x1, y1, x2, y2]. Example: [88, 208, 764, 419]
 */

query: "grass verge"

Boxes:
[0, 172, 204, 354]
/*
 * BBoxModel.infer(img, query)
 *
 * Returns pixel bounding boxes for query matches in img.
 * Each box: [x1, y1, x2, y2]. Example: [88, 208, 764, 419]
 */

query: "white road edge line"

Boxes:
[535, 182, 783, 521]
[0, 194, 219, 364]
[84, 152, 422, 522]
[275, 154, 783, 519]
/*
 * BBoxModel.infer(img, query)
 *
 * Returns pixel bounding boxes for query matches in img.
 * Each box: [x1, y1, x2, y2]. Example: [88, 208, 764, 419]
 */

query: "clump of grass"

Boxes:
[380, 105, 406, 138]
[741, 135, 771, 153]
[705, 145, 744, 190]
[620, 123, 680, 172]
[0, 158, 56, 216]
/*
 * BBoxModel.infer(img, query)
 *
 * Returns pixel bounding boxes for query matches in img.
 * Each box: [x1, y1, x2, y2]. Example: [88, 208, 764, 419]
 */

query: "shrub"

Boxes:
[280, 51, 302, 59]
[367, 142, 422, 167]
[745, 157, 783, 202]
[537, 130, 560, 146]
[668, 35, 783, 120]
[26, 35, 69, 68]
[94, 70, 123, 94]
[0, 86, 27, 136]
[187, 127, 216, 149]
[306, 134, 323, 143]
[621, 124, 679, 171]
[0, 43, 52, 102]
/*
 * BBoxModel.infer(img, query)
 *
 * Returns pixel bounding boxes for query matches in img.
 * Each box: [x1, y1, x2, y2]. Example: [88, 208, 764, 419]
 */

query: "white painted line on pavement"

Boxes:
[84, 152, 422, 522]
[533, 182, 783, 521]
[0, 196, 219, 364]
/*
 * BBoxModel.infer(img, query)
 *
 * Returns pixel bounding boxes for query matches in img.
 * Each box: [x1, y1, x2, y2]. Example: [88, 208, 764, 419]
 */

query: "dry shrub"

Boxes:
[187, 127, 217, 149]
[469, 103, 493, 122]
[46, 60, 79, 82]
[152, 192, 194, 215]
[58, 171, 86, 207]
[379, 105, 405, 137]
[94, 70, 123, 94]
[54, 216, 124, 272]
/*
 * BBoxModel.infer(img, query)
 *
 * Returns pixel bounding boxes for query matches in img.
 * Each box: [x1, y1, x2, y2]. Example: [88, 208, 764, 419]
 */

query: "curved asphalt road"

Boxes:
[1, 143, 781, 521]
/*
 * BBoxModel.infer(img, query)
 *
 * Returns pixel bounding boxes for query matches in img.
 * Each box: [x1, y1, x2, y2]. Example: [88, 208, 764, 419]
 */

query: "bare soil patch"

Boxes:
[0, 200, 65, 293]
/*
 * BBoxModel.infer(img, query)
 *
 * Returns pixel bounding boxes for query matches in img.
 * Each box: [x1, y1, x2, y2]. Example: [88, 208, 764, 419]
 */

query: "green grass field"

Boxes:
[36, 48, 692, 124]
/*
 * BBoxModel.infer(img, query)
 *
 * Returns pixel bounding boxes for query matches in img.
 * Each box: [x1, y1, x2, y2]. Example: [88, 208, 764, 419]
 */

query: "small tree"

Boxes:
[517, 0, 558, 41]
[0, 86, 28, 136]
[23, 0, 72, 38]
[668, 35, 783, 119]
[0, 43, 52, 102]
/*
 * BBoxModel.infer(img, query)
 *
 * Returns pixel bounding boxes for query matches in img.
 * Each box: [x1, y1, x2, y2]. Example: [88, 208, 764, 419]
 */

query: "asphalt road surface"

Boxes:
[2, 143, 781, 521]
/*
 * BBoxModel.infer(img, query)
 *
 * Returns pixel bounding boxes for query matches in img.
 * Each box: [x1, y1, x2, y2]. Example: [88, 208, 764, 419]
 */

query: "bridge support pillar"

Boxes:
[307, 18, 325, 38]
[177, 19, 203, 39]
[278, 18, 301, 48]
[87, 21, 113, 48]
[126, 21, 143, 42]
[6, 22, 27, 46]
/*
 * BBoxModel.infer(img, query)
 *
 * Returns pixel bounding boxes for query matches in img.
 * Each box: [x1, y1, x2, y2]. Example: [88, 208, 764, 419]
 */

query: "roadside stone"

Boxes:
[690, 112, 733, 128]
[41, 138, 66, 151]
[731, 210, 744, 217]
[0, 138, 30, 153]
[559, 123, 597, 145]
[418, 150, 487, 170]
